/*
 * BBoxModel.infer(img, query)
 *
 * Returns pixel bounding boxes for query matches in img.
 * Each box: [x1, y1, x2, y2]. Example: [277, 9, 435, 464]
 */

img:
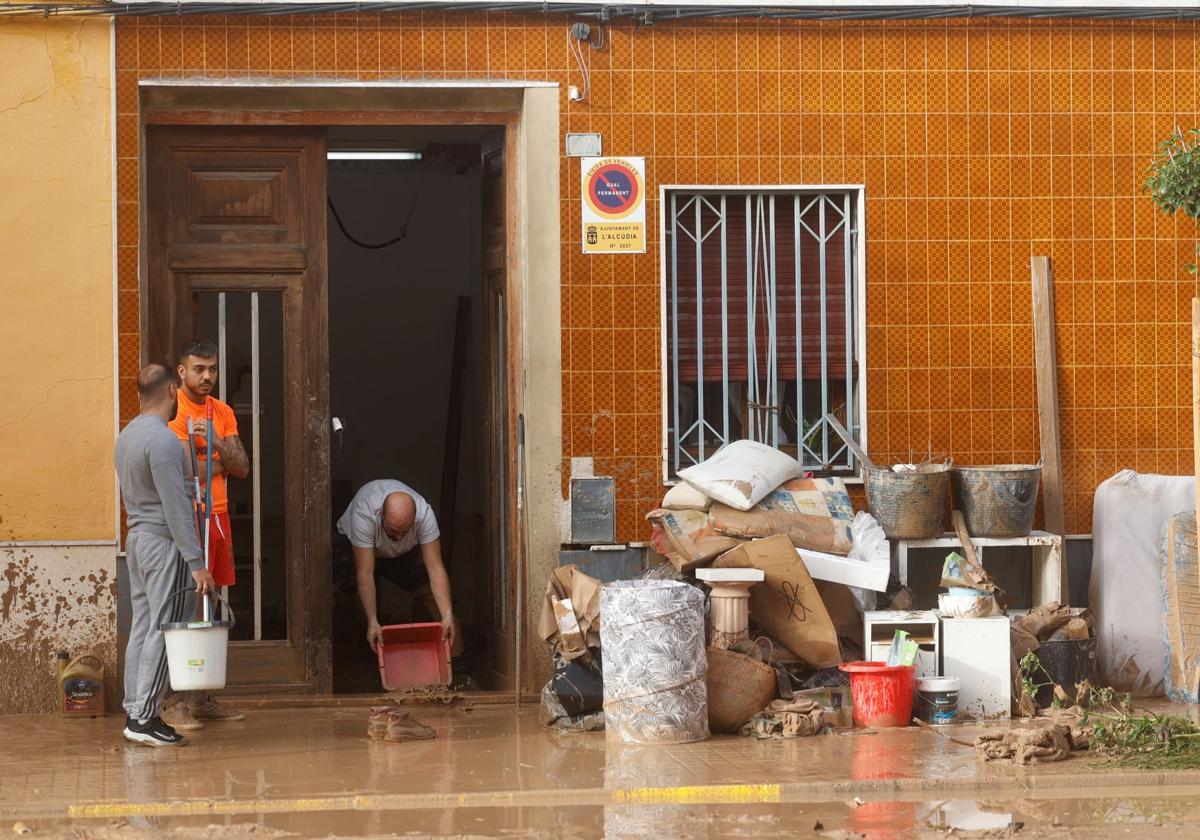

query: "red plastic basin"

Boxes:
[839, 661, 916, 728]
[377, 622, 451, 692]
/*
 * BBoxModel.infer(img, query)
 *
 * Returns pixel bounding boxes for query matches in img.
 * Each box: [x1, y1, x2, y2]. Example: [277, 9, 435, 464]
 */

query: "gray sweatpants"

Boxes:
[123, 530, 197, 721]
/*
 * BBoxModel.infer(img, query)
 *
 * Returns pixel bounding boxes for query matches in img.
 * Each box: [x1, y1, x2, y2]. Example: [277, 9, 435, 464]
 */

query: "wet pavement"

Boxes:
[4, 704, 1200, 838]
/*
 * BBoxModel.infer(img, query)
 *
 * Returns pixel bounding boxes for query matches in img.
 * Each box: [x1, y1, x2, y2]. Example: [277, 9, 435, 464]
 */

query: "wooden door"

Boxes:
[482, 128, 514, 689]
[145, 126, 331, 692]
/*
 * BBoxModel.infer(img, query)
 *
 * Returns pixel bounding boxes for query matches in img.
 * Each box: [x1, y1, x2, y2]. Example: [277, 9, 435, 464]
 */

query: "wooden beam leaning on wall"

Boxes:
[1031, 256, 1069, 604]
[1193, 298, 1200, 524]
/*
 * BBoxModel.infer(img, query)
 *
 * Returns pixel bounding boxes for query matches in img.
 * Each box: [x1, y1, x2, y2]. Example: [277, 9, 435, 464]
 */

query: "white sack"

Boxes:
[677, 440, 805, 512]
[661, 482, 713, 511]
[1090, 470, 1194, 696]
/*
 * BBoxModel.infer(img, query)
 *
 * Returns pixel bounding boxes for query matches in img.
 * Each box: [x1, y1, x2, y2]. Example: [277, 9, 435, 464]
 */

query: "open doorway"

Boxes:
[325, 125, 511, 693]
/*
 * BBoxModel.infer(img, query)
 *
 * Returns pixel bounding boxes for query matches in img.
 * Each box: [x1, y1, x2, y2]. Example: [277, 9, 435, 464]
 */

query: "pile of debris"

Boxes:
[537, 564, 605, 732]
[1010, 601, 1097, 716]
[642, 439, 892, 736]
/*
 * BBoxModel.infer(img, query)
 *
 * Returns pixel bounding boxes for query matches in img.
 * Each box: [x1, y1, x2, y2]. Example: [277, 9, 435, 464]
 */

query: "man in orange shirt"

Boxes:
[164, 338, 250, 730]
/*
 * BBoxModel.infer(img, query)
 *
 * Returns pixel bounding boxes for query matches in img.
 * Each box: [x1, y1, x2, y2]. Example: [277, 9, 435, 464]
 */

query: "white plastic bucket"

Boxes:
[158, 588, 233, 691]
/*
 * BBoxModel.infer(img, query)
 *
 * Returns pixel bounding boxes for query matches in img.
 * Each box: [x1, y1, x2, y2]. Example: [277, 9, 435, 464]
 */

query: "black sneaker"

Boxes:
[123, 715, 186, 747]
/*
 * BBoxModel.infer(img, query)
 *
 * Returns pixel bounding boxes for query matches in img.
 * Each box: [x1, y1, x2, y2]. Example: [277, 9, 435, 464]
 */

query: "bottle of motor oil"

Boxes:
[57, 651, 105, 717]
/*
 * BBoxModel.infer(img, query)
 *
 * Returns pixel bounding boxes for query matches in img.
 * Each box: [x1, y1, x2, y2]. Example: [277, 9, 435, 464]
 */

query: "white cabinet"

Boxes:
[942, 615, 1011, 719]
[863, 610, 941, 680]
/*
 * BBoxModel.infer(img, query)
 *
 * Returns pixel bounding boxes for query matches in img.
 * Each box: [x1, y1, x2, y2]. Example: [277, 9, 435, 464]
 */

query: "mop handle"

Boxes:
[186, 416, 206, 566]
[185, 417, 203, 517]
[202, 400, 214, 622]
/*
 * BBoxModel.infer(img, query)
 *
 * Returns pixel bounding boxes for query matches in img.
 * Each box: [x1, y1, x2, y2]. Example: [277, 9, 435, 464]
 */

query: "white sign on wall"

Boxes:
[580, 156, 646, 254]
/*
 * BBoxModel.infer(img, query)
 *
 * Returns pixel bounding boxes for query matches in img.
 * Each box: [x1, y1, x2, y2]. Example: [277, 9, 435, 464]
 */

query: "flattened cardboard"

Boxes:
[714, 535, 842, 669]
[538, 565, 602, 661]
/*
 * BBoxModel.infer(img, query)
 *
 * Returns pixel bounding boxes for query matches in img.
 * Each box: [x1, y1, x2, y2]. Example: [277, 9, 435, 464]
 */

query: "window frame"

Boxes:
[658, 184, 869, 484]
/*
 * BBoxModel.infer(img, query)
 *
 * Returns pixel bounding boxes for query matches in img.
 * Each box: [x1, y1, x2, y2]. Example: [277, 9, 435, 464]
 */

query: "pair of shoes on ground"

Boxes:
[367, 706, 437, 743]
[123, 716, 185, 747]
[161, 695, 245, 731]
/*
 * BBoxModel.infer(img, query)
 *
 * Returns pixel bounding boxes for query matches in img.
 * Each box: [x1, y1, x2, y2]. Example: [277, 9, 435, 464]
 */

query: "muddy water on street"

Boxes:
[3, 706, 1200, 838]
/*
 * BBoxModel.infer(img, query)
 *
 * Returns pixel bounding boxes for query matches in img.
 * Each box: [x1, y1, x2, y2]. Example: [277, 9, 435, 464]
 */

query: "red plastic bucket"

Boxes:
[839, 661, 916, 728]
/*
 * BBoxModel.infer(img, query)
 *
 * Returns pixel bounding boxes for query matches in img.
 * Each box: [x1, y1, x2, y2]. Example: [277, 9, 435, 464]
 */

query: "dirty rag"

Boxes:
[975, 724, 1081, 765]
[743, 698, 826, 739]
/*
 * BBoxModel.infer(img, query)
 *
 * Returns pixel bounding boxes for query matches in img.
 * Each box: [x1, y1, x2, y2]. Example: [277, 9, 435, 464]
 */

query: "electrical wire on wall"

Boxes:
[567, 21, 604, 103]
[327, 194, 419, 249]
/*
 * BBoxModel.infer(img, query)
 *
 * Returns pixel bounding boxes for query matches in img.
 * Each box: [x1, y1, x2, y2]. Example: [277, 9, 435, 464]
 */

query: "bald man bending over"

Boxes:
[336, 480, 458, 652]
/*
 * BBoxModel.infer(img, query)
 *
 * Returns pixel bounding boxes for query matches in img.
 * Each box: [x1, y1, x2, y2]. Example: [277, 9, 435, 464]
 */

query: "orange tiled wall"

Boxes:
[117, 14, 1200, 539]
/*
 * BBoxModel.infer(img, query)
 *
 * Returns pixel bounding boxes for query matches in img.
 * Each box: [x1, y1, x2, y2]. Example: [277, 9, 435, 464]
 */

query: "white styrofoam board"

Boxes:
[865, 610, 940, 625]
[942, 616, 1011, 719]
[696, 568, 766, 583]
[796, 545, 889, 592]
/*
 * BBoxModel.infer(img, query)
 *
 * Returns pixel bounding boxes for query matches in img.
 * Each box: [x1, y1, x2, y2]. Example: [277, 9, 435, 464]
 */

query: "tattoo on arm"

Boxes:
[213, 434, 250, 479]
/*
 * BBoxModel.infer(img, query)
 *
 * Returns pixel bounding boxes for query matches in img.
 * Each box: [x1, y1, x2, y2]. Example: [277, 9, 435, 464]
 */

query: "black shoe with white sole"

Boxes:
[123, 715, 185, 747]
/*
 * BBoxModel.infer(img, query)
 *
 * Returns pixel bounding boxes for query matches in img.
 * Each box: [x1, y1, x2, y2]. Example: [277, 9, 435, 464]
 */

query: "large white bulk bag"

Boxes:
[1090, 470, 1193, 696]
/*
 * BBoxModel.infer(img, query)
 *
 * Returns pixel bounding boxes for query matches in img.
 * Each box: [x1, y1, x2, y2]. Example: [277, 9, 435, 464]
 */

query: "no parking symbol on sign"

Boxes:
[581, 156, 646, 254]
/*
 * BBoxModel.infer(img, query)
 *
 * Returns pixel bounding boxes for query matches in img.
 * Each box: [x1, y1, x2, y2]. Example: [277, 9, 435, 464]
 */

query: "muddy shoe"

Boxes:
[384, 710, 436, 743]
[191, 697, 245, 722]
[161, 696, 203, 731]
[367, 706, 393, 741]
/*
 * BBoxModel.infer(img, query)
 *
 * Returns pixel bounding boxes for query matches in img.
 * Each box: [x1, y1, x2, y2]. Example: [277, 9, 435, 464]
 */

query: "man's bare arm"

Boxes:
[195, 421, 250, 479]
[354, 545, 383, 651]
[212, 433, 249, 479]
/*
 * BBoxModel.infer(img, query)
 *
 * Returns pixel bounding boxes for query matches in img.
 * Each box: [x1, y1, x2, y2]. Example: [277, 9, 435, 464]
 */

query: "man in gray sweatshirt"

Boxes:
[115, 363, 216, 746]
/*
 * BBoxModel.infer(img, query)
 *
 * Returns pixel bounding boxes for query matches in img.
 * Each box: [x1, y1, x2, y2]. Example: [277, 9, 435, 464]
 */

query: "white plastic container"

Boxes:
[158, 589, 233, 691]
[162, 620, 230, 691]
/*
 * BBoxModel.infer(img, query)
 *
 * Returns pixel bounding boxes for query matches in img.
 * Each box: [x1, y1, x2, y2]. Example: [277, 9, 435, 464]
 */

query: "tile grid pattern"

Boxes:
[118, 14, 1200, 539]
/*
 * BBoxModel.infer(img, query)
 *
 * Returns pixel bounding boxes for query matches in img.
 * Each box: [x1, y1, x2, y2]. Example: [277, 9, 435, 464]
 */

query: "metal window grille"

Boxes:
[664, 189, 863, 477]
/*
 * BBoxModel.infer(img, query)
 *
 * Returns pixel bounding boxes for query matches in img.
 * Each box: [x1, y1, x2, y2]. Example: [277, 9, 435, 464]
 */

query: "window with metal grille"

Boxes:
[662, 188, 865, 478]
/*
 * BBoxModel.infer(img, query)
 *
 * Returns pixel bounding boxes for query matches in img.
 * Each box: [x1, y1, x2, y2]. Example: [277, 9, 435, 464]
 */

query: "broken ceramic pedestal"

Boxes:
[696, 567, 765, 649]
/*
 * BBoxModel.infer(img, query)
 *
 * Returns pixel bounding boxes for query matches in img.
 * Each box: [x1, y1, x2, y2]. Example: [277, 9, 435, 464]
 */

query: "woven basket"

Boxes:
[705, 646, 779, 734]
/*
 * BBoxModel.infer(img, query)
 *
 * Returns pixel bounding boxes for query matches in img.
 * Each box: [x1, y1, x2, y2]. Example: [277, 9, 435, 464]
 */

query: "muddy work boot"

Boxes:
[161, 694, 203, 731]
[190, 695, 245, 722]
[383, 709, 437, 743]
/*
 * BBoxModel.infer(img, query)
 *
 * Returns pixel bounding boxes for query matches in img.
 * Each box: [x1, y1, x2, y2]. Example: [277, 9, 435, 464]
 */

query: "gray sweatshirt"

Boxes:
[116, 414, 205, 572]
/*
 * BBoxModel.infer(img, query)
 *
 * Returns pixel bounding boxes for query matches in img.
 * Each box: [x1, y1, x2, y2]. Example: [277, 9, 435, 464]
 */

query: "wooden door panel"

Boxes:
[164, 137, 308, 246]
[146, 125, 330, 692]
[482, 128, 513, 689]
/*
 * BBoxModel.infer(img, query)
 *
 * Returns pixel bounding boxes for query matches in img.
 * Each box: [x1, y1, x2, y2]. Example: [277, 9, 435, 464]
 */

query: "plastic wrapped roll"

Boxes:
[600, 580, 709, 744]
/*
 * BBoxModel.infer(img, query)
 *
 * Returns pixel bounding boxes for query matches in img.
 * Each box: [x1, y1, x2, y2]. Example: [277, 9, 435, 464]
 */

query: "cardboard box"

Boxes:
[713, 535, 841, 669]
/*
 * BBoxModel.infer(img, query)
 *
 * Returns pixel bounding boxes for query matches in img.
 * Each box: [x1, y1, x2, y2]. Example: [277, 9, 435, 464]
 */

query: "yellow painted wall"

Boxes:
[0, 18, 114, 541]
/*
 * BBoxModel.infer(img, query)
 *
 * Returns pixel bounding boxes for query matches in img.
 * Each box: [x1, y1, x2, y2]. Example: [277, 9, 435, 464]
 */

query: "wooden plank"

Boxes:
[439, 295, 472, 566]
[1193, 297, 1200, 521]
[1031, 256, 1068, 603]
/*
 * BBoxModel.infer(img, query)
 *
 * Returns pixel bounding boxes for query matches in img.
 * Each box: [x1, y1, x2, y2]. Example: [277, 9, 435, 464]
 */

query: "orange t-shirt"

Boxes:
[169, 395, 240, 515]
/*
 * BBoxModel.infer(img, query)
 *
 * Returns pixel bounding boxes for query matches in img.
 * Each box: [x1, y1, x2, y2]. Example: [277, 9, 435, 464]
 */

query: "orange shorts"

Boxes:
[204, 511, 236, 587]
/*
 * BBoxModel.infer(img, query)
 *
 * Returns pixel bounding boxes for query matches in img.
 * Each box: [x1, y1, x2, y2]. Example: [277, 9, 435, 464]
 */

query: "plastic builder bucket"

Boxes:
[158, 588, 233, 692]
[839, 661, 916, 728]
[915, 676, 960, 725]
